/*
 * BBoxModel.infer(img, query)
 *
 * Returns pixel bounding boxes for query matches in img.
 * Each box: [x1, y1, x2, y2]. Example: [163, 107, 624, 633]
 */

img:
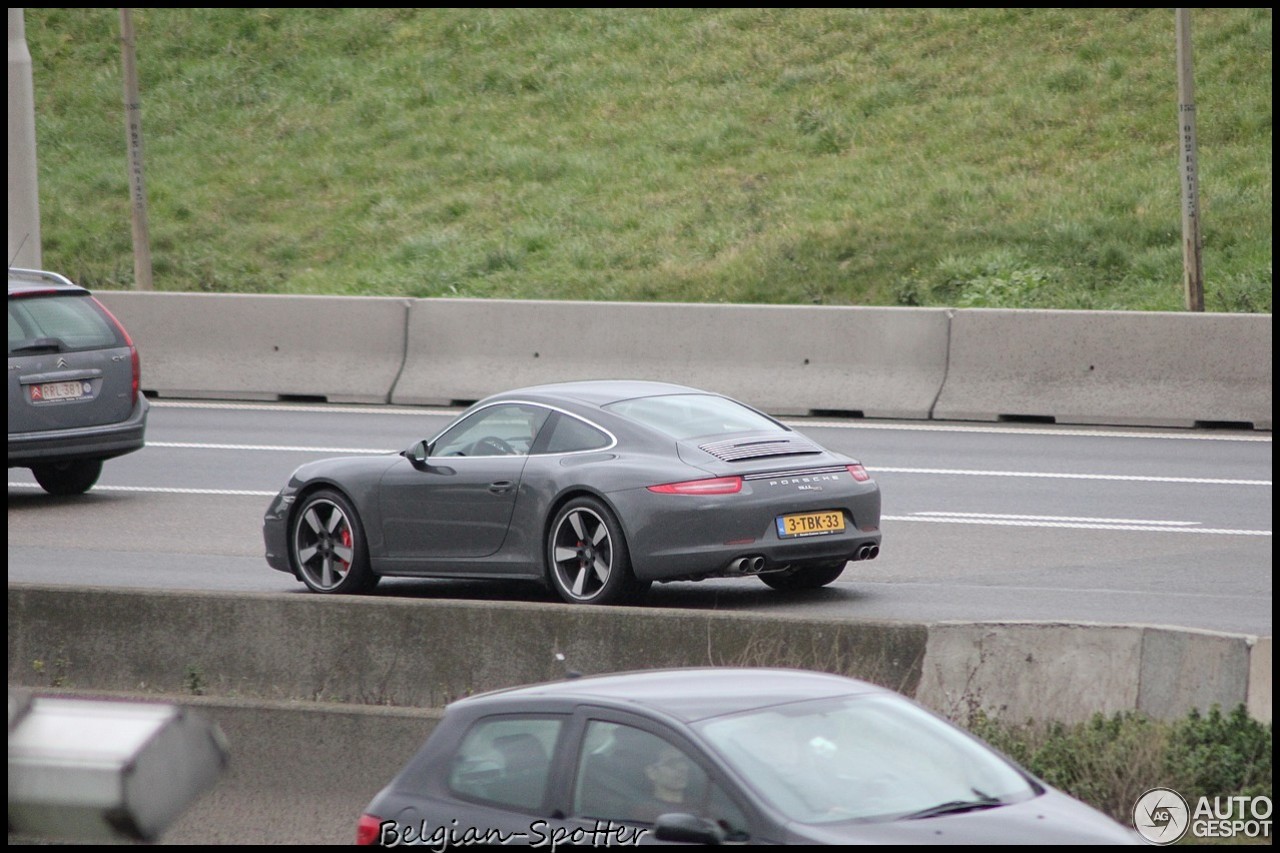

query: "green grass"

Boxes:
[22, 9, 1272, 312]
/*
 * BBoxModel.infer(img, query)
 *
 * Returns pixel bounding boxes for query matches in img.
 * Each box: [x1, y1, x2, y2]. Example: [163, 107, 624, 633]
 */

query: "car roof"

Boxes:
[8, 268, 87, 297]
[449, 667, 890, 723]
[490, 379, 715, 408]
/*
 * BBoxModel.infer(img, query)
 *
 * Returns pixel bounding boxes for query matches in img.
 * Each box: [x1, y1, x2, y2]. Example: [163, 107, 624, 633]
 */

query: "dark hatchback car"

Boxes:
[357, 668, 1139, 846]
[7, 268, 148, 494]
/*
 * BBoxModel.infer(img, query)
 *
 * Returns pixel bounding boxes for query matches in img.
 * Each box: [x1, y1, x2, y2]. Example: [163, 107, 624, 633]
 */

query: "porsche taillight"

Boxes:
[648, 476, 744, 495]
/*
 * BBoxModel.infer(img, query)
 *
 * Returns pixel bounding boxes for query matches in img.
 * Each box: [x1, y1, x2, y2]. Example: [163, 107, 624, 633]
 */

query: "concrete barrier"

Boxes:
[8, 688, 443, 846]
[933, 309, 1273, 430]
[915, 622, 1264, 724]
[86, 292, 1271, 429]
[390, 299, 952, 417]
[7, 584, 1269, 724]
[94, 292, 411, 404]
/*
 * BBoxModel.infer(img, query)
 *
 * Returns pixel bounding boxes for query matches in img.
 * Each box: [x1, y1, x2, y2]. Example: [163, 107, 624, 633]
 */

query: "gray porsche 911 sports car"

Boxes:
[262, 380, 881, 605]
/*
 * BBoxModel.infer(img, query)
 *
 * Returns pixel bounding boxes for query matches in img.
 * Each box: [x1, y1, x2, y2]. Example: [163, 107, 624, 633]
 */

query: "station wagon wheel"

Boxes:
[547, 497, 649, 605]
[290, 489, 375, 594]
[758, 561, 847, 591]
[31, 458, 103, 496]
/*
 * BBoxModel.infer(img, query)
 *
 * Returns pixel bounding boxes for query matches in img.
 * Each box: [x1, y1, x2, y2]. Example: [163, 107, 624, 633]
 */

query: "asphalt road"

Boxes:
[7, 399, 1273, 635]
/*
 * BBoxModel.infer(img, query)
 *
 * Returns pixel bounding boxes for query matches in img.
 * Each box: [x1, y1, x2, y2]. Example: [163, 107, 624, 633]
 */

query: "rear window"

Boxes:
[603, 393, 786, 440]
[8, 294, 123, 355]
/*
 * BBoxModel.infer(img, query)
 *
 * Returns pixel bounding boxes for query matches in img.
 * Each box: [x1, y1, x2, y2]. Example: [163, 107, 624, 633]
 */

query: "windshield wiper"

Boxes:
[11, 337, 66, 354]
[902, 791, 1004, 820]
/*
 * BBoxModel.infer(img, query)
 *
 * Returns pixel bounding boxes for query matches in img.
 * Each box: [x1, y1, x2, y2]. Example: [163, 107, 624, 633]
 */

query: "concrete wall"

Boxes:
[7, 586, 1272, 844]
[95, 292, 411, 405]
[933, 309, 1273, 429]
[89, 292, 1272, 430]
[8, 585, 1269, 726]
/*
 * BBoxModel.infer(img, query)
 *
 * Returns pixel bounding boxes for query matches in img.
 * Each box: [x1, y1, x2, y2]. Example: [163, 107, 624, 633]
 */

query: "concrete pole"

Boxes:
[1175, 9, 1204, 312]
[120, 8, 153, 290]
[8, 9, 43, 269]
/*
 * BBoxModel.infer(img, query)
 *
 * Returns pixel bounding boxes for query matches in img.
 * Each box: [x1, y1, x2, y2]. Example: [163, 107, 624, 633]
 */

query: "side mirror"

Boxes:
[653, 812, 727, 845]
[404, 440, 430, 468]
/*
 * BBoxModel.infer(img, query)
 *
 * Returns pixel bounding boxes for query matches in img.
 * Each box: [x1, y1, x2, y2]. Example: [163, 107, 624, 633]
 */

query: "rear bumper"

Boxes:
[608, 478, 883, 582]
[7, 396, 149, 467]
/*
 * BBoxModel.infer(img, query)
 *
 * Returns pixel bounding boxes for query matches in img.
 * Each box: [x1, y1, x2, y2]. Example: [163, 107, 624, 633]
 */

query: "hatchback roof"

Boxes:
[8, 268, 85, 296]
[451, 667, 888, 723]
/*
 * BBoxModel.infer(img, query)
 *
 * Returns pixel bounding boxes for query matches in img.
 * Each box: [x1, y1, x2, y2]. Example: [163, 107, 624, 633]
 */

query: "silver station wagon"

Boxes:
[8, 268, 148, 495]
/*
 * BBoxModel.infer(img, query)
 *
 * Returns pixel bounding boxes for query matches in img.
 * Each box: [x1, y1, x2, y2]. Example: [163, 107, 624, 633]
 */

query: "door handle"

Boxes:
[489, 480, 515, 494]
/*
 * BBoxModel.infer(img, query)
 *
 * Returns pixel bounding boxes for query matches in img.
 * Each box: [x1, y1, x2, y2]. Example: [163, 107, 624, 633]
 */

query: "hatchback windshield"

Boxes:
[604, 393, 785, 440]
[696, 694, 1038, 824]
[8, 293, 122, 355]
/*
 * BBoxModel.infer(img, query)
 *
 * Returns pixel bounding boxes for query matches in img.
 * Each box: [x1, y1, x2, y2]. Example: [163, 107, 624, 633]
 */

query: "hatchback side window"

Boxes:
[572, 721, 748, 836]
[447, 717, 562, 812]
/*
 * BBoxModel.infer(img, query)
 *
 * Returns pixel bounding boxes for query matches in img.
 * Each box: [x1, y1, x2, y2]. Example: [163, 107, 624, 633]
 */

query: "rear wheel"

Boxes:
[758, 561, 847, 591]
[290, 489, 376, 594]
[32, 459, 103, 496]
[547, 497, 650, 605]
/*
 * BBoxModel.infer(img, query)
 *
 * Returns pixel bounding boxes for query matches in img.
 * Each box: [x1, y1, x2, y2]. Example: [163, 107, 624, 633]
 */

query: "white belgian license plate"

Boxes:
[776, 510, 846, 538]
[32, 381, 90, 402]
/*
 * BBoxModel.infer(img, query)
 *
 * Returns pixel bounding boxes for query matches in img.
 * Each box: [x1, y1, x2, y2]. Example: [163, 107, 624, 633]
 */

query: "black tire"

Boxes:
[758, 561, 847, 592]
[547, 496, 650, 605]
[290, 489, 376, 594]
[32, 459, 103, 496]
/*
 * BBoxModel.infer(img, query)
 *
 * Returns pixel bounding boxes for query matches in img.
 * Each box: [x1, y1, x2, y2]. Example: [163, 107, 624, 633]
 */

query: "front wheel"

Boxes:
[290, 489, 376, 594]
[758, 561, 846, 591]
[547, 497, 649, 605]
[32, 459, 103, 496]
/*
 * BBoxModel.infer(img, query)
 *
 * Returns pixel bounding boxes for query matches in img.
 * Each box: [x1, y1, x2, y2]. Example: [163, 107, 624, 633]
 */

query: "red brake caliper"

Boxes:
[339, 528, 352, 567]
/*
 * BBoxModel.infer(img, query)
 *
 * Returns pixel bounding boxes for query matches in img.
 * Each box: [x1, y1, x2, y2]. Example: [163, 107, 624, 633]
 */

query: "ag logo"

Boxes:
[1133, 787, 1190, 845]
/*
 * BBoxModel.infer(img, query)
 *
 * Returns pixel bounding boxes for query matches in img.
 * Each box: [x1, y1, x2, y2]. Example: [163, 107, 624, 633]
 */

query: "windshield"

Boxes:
[696, 694, 1037, 824]
[603, 393, 785, 440]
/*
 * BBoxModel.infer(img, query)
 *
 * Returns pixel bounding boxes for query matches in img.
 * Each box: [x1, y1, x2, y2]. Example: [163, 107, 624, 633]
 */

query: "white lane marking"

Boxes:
[874, 467, 1269, 486]
[148, 401, 1269, 443]
[912, 512, 1200, 525]
[884, 513, 1270, 536]
[8, 482, 277, 496]
[149, 441, 393, 454]
[138, 444, 1271, 487]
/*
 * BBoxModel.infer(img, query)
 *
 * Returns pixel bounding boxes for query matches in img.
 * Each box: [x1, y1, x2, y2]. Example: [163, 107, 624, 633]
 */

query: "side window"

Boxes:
[572, 722, 748, 836]
[541, 413, 612, 454]
[447, 716, 562, 811]
[432, 404, 550, 458]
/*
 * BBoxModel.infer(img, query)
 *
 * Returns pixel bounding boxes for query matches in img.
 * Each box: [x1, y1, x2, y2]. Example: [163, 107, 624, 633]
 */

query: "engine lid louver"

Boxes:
[697, 436, 821, 462]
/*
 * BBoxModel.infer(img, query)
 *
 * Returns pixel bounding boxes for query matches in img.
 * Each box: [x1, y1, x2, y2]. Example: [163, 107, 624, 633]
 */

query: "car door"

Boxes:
[561, 711, 759, 844]
[377, 404, 550, 561]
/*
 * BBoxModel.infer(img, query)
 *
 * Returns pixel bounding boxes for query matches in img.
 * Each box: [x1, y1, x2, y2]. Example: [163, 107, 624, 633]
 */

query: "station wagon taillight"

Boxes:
[355, 813, 383, 845]
[92, 297, 140, 405]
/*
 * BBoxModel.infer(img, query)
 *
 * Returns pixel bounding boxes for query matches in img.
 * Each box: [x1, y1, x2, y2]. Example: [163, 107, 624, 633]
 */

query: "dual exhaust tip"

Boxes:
[728, 543, 880, 575]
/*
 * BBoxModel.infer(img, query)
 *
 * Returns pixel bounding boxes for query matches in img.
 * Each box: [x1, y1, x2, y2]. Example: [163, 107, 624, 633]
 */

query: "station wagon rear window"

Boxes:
[8, 294, 123, 354]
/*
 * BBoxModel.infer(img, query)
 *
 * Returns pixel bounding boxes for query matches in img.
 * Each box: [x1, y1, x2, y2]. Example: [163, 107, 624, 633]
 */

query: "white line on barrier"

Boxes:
[883, 514, 1270, 536]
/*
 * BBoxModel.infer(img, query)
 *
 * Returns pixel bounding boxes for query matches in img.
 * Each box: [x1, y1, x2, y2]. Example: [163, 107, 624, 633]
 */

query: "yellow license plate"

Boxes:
[776, 510, 845, 538]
